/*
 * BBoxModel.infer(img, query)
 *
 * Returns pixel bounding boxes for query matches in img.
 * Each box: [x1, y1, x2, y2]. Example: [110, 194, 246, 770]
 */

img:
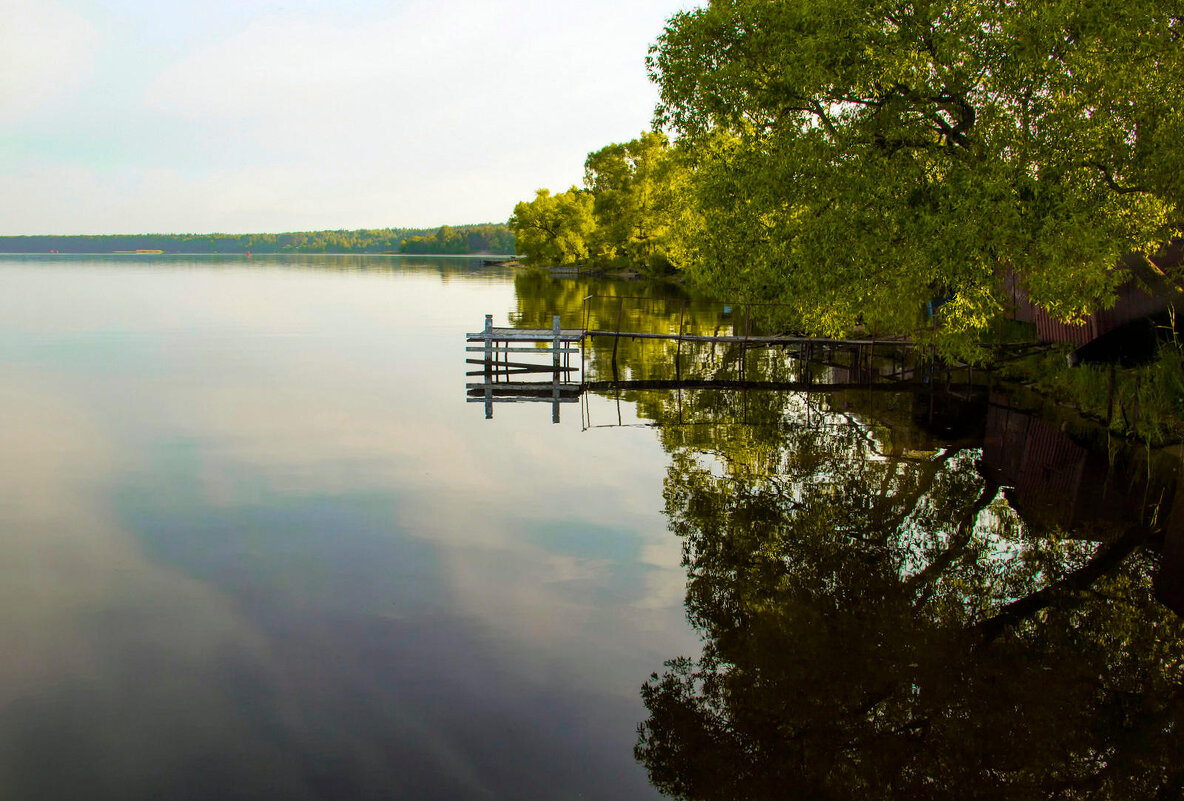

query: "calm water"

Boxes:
[1, 254, 1182, 800]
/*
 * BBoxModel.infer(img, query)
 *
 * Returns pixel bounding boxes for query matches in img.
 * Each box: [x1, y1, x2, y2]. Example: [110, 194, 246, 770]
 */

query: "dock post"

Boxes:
[552, 315, 562, 424]
[675, 298, 686, 380]
[580, 298, 590, 387]
[483, 314, 493, 367]
[741, 304, 751, 380]
[611, 296, 624, 370]
[483, 312, 492, 418]
[553, 315, 561, 371]
[870, 331, 876, 384]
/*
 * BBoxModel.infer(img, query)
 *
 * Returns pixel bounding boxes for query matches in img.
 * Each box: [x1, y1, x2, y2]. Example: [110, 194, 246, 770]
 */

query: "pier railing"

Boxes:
[466, 298, 952, 423]
[466, 314, 583, 422]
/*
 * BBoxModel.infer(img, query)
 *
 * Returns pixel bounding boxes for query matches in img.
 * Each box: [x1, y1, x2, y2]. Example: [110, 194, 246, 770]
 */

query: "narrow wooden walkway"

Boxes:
[465, 313, 926, 423]
[586, 330, 908, 346]
[466, 320, 914, 350]
[466, 326, 584, 343]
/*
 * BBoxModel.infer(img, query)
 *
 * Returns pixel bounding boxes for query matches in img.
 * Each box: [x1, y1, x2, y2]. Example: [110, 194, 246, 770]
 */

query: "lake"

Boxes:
[0, 254, 1181, 800]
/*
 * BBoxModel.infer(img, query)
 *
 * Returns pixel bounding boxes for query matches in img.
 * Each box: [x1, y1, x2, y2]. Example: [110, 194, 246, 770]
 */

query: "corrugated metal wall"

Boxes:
[1003, 241, 1180, 347]
[1008, 278, 1173, 347]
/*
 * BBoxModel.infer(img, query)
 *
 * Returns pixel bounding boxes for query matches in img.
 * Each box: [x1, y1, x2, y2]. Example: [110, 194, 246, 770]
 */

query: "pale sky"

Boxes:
[0, 0, 697, 234]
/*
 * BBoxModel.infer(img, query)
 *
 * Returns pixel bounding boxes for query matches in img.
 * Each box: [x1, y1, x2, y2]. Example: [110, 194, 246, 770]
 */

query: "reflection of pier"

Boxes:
[465, 313, 1184, 616]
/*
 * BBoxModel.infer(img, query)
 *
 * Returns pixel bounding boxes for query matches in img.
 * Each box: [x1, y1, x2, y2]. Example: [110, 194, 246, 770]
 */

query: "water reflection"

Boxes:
[632, 381, 1184, 799]
[0, 256, 694, 801]
[3, 257, 1182, 799]
[483, 270, 1184, 796]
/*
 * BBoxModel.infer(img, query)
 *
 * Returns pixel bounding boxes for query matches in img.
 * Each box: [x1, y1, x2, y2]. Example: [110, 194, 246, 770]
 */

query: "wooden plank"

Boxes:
[465, 358, 578, 371]
[466, 369, 577, 377]
[466, 328, 583, 342]
[465, 382, 582, 392]
[466, 378, 974, 401]
[585, 330, 914, 346]
[467, 318, 924, 347]
[465, 346, 580, 354]
[466, 387, 581, 397]
[466, 396, 580, 404]
[484, 326, 581, 335]
[581, 378, 968, 392]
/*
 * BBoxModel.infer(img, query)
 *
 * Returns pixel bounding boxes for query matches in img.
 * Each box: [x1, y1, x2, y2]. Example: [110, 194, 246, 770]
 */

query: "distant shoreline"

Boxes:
[0, 223, 517, 258]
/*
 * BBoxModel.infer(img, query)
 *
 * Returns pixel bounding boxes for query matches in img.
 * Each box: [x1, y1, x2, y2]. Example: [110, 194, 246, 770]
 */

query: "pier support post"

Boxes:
[483, 314, 493, 367]
[483, 314, 494, 419]
[553, 315, 561, 371]
[675, 298, 686, 381]
[612, 297, 623, 370]
[740, 304, 751, 380]
[552, 315, 562, 424]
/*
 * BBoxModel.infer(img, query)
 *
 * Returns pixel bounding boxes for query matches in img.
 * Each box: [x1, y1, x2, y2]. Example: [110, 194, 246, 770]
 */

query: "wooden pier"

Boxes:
[466, 308, 935, 423]
[466, 314, 583, 422]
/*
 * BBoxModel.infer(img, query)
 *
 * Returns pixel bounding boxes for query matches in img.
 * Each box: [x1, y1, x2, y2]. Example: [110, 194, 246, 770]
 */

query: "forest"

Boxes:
[507, 0, 1184, 363]
[0, 223, 515, 256]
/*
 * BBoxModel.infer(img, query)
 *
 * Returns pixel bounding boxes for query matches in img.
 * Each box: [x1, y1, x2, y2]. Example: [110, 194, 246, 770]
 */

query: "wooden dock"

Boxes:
[466, 315, 583, 422]
[465, 310, 936, 423]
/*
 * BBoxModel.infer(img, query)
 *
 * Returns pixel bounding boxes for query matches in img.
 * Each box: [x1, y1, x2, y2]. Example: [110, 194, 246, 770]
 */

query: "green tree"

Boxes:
[584, 132, 692, 273]
[649, 0, 1184, 357]
[508, 187, 596, 266]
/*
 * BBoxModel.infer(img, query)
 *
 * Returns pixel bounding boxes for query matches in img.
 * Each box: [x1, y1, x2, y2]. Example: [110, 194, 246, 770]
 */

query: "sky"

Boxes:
[0, 0, 698, 234]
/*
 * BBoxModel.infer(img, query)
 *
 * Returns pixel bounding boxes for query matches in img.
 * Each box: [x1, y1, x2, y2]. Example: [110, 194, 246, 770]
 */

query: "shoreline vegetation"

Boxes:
[506, 0, 1184, 447]
[0, 223, 516, 256]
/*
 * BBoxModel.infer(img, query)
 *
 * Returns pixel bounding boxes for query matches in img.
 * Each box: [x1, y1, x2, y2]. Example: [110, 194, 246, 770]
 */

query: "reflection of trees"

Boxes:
[512, 275, 1184, 796]
[512, 271, 692, 383]
[511, 271, 827, 388]
[638, 418, 1184, 800]
[107, 253, 512, 281]
[511, 272, 938, 446]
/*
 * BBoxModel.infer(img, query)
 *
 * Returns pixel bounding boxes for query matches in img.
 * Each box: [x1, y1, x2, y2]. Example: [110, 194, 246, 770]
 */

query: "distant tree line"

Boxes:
[0, 224, 516, 255]
[398, 223, 516, 255]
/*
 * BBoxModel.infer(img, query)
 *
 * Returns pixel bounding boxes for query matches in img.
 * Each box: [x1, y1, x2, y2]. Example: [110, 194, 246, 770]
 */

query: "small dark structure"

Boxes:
[1006, 241, 1182, 351]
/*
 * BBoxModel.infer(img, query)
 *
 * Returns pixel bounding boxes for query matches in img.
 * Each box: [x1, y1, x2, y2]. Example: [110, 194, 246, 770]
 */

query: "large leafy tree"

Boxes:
[508, 187, 596, 266]
[649, 0, 1184, 356]
[584, 132, 693, 272]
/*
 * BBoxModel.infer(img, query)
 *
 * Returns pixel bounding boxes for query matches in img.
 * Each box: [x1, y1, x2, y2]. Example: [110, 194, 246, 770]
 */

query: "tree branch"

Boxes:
[974, 525, 1150, 644]
[908, 476, 1000, 603]
[1088, 161, 1149, 195]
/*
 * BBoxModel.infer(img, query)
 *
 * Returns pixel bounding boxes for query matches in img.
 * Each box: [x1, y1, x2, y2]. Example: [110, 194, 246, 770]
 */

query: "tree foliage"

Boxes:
[584, 132, 692, 272]
[509, 133, 694, 273]
[508, 187, 597, 266]
[398, 223, 515, 254]
[648, 0, 1184, 356]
